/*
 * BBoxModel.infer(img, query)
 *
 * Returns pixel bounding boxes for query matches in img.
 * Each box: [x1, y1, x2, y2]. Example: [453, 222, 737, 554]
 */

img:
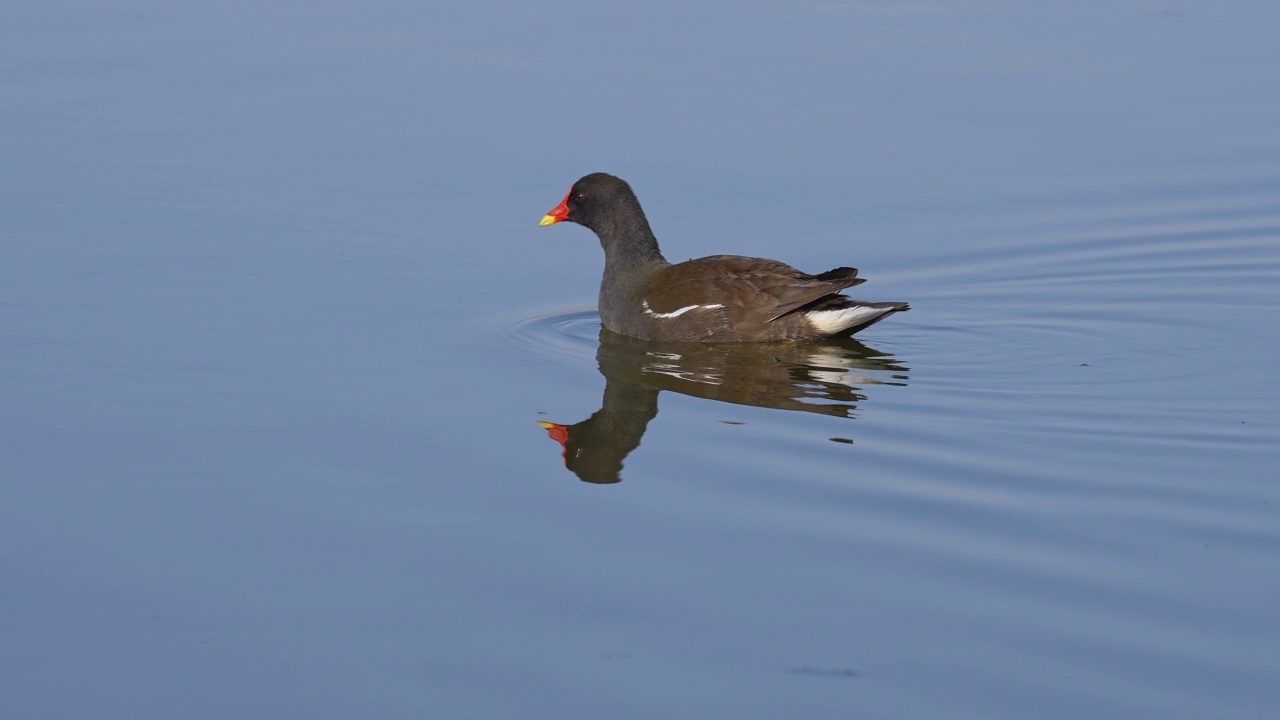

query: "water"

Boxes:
[3, 3, 1279, 719]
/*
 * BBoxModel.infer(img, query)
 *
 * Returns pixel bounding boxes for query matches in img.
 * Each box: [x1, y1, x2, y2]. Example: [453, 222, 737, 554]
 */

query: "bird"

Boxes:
[538, 173, 908, 343]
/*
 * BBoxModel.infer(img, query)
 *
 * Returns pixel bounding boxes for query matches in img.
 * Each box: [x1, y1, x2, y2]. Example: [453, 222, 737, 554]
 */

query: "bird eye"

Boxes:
[572, 193, 586, 203]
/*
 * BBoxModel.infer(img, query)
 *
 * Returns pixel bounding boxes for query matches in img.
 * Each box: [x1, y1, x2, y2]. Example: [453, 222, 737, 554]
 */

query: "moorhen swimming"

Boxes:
[539, 173, 908, 343]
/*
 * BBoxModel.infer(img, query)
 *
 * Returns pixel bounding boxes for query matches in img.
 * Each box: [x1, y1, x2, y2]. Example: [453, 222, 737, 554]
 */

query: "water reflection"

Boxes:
[540, 329, 909, 484]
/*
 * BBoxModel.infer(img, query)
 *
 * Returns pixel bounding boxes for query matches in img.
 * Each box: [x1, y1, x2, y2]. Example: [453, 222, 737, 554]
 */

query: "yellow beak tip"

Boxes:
[537, 420, 556, 429]
[538, 215, 559, 227]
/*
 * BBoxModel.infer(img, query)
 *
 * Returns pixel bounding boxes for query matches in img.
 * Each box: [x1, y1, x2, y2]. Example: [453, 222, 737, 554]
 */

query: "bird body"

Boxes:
[540, 173, 907, 342]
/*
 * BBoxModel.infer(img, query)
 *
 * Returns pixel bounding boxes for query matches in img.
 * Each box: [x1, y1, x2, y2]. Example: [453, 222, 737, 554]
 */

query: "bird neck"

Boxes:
[592, 200, 669, 274]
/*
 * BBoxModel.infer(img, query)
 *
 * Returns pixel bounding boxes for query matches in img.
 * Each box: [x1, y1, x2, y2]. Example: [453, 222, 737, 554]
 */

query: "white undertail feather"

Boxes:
[805, 305, 896, 334]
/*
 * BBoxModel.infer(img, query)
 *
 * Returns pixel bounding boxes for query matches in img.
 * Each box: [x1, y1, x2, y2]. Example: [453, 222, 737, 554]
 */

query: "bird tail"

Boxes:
[804, 300, 909, 336]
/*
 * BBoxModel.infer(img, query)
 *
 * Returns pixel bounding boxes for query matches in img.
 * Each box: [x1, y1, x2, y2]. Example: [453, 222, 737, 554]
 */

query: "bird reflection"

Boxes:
[539, 329, 909, 484]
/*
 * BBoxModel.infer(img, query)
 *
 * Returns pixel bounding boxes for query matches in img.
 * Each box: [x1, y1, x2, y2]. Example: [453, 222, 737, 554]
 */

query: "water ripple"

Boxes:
[504, 306, 601, 365]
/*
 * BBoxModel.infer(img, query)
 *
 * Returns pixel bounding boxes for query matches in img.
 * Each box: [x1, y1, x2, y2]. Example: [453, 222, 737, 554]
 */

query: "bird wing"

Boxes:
[643, 256, 865, 322]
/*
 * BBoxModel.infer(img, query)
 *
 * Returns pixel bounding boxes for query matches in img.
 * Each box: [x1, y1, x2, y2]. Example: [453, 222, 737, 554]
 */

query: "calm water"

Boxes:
[3, 3, 1279, 719]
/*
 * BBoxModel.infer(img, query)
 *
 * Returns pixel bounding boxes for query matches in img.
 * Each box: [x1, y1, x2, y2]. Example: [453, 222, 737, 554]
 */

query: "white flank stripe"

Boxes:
[642, 301, 724, 319]
[806, 306, 892, 334]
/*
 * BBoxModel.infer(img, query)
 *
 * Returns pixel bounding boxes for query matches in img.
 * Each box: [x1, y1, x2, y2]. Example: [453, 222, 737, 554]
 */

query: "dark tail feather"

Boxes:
[814, 266, 861, 282]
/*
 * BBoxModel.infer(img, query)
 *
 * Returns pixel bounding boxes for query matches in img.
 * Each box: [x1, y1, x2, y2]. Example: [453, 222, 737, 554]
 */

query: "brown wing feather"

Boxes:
[643, 256, 865, 323]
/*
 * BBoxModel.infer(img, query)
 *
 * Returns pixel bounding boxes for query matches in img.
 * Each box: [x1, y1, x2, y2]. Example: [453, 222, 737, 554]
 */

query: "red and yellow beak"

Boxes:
[538, 420, 570, 462]
[539, 189, 572, 227]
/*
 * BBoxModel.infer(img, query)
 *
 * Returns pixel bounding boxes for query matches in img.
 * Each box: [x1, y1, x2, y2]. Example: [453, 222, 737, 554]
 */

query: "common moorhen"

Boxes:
[539, 173, 908, 342]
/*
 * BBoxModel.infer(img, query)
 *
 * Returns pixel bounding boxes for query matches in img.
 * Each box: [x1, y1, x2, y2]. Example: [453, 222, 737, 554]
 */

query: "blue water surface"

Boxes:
[3, 2, 1278, 719]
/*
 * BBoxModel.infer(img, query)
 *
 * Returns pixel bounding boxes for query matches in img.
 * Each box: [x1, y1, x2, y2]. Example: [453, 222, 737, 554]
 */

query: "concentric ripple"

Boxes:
[505, 306, 602, 366]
